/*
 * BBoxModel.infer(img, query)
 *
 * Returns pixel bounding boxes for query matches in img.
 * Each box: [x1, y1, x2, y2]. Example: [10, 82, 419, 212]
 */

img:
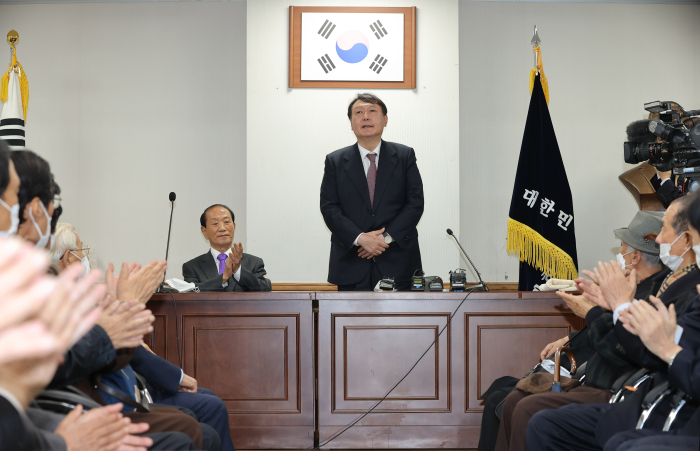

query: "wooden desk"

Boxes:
[146, 291, 583, 449]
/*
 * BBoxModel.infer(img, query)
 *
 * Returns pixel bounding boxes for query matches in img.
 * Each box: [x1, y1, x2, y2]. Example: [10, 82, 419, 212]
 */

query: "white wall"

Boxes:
[4, 0, 700, 285]
[0, 1, 247, 278]
[459, 1, 700, 282]
[247, 0, 461, 283]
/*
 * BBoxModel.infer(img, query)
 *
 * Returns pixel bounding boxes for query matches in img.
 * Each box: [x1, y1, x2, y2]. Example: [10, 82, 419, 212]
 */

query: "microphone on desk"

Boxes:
[156, 192, 179, 293]
[447, 228, 489, 292]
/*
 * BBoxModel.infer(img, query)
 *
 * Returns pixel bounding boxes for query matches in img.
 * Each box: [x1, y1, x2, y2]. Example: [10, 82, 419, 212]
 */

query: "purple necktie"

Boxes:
[367, 153, 377, 206]
[217, 253, 228, 275]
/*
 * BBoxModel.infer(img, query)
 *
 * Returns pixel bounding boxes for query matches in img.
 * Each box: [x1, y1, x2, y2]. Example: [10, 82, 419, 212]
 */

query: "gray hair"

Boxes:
[626, 243, 663, 270]
[49, 223, 78, 265]
[670, 195, 694, 236]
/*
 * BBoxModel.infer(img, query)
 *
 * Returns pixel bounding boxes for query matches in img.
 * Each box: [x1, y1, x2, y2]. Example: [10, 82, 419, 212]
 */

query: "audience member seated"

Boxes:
[478, 211, 664, 451]
[525, 193, 700, 451]
[182, 204, 271, 292]
[49, 223, 90, 277]
[492, 199, 700, 451]
[52, 221, 236, 450]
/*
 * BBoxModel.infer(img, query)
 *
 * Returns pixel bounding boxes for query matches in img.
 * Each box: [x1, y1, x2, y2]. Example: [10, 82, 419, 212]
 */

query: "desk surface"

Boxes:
[146, 291, 582, 449]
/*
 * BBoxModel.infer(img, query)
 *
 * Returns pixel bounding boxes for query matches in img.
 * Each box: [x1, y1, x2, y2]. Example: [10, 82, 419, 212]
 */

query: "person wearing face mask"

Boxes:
[0, 141, 21, 237]
[491, 211, 667, 451]
[49, 223, 90, 277]
[10, 150, 55, 250]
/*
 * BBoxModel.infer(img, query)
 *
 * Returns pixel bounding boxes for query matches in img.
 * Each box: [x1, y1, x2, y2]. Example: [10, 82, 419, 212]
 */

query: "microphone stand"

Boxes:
[448, 230, 489, 292]
[156, 196, 178, 293]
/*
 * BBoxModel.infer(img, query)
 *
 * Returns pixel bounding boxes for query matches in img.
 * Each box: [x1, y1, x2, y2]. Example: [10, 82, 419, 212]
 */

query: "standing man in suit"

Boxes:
[320, 93, 424, 291]
[182, 204, 271, 292]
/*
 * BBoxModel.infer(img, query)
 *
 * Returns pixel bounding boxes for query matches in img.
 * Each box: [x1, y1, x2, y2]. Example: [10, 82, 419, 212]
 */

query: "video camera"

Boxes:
[624, 102, 700, 178]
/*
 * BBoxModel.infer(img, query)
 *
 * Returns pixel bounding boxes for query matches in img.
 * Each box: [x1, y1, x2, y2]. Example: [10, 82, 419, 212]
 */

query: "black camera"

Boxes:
[624, 101, 700, 172]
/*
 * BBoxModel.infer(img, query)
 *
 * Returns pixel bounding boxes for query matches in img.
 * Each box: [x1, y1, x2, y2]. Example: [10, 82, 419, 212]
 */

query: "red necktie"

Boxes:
[367, 153, 377, 207]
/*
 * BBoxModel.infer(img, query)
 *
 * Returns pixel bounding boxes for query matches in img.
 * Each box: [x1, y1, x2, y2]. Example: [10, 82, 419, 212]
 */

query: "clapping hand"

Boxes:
[618, 295, 682, 363]
[593, 261, 636, 312]
[556, 292, 596, 318]
[222, 243, 243, 282]
[116, 260, 167, 304]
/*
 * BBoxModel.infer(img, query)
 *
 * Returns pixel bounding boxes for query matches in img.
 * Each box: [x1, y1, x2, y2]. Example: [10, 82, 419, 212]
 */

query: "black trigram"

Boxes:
[369, 55, 387, 74]
[369, 20, 388, 39]
[317, 19, 336, 39]
[317, 54, 336, 74]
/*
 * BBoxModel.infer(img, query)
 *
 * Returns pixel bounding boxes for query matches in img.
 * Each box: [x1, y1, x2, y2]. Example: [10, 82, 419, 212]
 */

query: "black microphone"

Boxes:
[156, 192, 178, 293]
[446, 228, 488, 292]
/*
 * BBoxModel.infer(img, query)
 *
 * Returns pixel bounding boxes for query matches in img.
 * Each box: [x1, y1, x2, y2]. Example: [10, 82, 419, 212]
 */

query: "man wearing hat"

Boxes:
[492, 211, 666, 451]
[613, 210, 666, 300]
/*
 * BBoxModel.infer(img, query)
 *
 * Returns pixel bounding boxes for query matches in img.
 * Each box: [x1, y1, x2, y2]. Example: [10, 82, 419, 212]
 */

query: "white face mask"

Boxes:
[70, 251, 90, 279]
[0, 198, 19, 237]
[659, 233, 691, 271]
[29, 201, 52, 249]
[616, 250, 634, 270]
[693, 244, 700, 268]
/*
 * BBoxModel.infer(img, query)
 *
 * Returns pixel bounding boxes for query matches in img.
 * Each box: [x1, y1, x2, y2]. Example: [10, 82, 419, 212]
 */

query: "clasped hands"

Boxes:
[357, 227, 389, 259]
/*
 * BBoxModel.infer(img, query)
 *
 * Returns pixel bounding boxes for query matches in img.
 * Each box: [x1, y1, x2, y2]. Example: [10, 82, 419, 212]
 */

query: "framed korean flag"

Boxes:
[289, 6, 416, 89]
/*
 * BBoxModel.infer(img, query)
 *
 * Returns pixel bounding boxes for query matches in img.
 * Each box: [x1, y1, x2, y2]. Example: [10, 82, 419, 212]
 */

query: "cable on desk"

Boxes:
[311, 287, 479, 450]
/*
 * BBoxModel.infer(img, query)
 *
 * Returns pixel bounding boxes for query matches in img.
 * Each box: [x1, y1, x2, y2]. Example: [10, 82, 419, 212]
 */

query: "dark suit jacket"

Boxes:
[651, 173, 684, 209]
[182, 251, 271, 292]
[320, 140, 424, 285]
[612, 266, 700, 372]
[48, 325, 116, 390]
[596, 293, 700, 444]
[131, 346, 181, 395]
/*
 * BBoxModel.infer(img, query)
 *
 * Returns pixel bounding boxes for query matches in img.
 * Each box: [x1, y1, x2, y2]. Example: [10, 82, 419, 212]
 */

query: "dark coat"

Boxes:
[130, 346, 181, 395]
[596, 293, 700, 445]
[320, 140, 424, 285]
[650, 174, 684, 209]
[182, 251, 271, 292]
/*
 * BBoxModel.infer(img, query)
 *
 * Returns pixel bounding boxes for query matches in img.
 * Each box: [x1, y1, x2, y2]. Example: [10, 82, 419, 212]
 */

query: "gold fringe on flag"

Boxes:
[507, 217, 578, 280]
[529, 46, 549, 105]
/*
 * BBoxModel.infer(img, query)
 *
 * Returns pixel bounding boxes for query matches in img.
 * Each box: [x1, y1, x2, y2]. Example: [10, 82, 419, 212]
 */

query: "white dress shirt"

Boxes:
[353, 142, 382, 247]
[210, 247, 242, 288]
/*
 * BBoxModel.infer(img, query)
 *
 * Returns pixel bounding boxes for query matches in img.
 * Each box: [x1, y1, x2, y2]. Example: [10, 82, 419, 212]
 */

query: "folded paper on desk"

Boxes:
[165, 278, 200, 293]
[533, 278, 577, 292]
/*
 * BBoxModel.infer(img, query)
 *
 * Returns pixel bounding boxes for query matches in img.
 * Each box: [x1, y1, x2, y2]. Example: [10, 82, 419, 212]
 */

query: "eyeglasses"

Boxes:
[71, 246, 90, 258]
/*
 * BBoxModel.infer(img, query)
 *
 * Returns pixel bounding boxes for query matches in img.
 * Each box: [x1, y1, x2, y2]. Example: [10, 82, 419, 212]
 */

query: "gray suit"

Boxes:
[182, 251, 271, 292]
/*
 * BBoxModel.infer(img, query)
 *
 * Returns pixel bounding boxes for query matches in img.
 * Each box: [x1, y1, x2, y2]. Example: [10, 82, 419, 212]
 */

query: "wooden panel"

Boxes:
[465, 315, 578, 412]
[146, 293, 314, 449]
[146, 291, 583, 450]
[316, 291, 584, 449]
[332, 314, 450, 413]
[184, 314, 300, 413]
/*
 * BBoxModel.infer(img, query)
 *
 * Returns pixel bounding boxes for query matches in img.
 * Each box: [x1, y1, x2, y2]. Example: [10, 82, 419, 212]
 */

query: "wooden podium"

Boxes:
[145, 291, 583, 450]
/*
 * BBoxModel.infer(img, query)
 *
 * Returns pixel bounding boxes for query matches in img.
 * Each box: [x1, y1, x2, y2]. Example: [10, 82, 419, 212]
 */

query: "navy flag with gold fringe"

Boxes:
[507, 74, 578, 290]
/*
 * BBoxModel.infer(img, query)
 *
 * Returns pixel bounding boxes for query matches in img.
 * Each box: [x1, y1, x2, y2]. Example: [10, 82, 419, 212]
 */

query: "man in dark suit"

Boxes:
[182, 204, 271, 292]
[320, 93, 424, 291]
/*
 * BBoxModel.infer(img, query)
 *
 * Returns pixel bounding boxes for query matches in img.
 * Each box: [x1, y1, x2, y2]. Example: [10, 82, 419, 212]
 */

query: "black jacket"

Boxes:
[182, 251, 271, 292]
[596, 293, 700, 444]
[650, 173, 684, 209]
[320, 140, 424, 285]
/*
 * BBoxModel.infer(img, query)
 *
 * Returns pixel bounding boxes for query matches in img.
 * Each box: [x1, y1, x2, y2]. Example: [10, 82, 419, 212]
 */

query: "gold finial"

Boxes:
[7, 30, 18, 50]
